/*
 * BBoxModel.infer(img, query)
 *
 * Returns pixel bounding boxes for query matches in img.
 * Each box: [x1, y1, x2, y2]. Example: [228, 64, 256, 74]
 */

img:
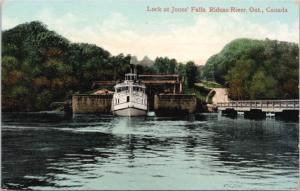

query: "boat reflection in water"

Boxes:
[1, 112, 299, 190]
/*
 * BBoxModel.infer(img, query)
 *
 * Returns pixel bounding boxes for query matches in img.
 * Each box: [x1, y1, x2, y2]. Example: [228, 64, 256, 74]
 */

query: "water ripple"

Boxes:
[2, 112, 299, 190]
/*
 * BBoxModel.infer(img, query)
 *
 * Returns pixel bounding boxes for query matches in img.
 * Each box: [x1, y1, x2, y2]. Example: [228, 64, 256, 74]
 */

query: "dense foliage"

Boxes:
[2, 21, 132, 111]
[2, 21, 200, 111]
[202, 38, 299, 100]
[185, 61, 199, 87]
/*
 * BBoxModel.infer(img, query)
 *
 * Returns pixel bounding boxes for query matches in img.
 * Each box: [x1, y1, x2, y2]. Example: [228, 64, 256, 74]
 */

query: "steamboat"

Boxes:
[111, 72, 148, 116]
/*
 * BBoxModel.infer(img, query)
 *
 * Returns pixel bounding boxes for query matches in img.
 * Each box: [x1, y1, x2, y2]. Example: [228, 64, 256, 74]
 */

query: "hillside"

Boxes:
[2, 21, 200, 112]
[202, 38, 299, 100]
[2, 21, 131, 111]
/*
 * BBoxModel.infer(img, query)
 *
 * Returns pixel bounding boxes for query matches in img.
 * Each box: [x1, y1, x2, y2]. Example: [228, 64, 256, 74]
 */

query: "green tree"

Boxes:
[249, 70, 278, 99]
[153, 57, 178, 74]
[202, 38, 299, 100]
[185, 61, 199, 87]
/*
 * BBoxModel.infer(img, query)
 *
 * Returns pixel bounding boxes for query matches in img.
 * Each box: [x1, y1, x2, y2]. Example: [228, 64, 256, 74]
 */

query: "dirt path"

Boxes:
[211, 88, 229, 104]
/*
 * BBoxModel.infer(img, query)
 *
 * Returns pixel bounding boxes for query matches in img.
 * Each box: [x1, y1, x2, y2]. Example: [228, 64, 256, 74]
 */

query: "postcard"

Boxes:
[1, 0, 299, 190]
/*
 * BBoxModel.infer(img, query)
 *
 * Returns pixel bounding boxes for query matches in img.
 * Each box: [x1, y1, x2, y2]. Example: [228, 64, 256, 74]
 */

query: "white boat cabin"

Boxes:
[111, 73, 148, 116]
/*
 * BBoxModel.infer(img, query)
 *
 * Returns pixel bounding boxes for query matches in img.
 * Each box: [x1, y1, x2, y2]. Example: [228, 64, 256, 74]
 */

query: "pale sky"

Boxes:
[2, 0, 299, 64]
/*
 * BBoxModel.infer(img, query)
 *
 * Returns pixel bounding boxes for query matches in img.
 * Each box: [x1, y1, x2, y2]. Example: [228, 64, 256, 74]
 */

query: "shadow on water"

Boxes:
[2, 112, 71, 124]
[2, 112, 299, 190]
[2, 113, 116, 189]
[208, 114, 299, 171]
[2, 113, 181, 189]
[181, 113, 298, 170]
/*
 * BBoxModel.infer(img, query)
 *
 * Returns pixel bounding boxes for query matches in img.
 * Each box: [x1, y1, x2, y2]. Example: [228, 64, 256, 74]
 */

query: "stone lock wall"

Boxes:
[73, 93, 196, 115]
[72, 94, 113, 113]
[154, 94, 197, 115]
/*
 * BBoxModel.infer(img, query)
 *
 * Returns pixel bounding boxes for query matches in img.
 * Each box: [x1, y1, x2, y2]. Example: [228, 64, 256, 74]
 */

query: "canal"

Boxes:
[2, 112, 299, 190]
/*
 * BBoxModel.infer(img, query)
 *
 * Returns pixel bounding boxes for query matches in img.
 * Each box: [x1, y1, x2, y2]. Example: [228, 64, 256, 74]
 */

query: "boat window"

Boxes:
[133, 86, 145, 92]
[117, 86, 129, 92]
[127, 96, 130, 102]
[133, 86, 139, 92]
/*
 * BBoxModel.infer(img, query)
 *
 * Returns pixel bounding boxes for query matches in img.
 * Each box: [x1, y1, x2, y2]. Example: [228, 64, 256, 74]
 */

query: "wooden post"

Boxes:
[279, 100, 281, 108]
[173, 84, 176, 94]
[294, 100, 296, 109]
[179, 82, 182, 93]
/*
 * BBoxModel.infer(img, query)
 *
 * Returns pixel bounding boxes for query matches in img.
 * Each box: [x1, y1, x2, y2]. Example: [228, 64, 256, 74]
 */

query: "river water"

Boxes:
[2, 112, 299, 190]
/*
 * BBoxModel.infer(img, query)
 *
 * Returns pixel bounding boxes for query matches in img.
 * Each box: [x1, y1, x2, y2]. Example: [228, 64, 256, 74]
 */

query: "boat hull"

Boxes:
[113, 107, 147, 117]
